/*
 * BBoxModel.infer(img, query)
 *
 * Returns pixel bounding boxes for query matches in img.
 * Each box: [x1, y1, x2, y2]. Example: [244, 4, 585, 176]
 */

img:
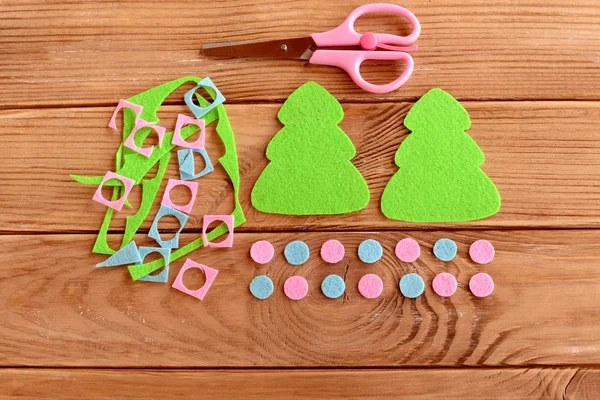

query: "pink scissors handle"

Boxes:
[311, 3, 420, 49]
[309, 50, 414, 94]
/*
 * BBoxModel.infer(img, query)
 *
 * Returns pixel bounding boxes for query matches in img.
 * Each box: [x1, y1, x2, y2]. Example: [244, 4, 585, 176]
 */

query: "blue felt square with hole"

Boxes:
[136, 246, 171, 283]
[184, 77, 226, 119]
[148, 205, 189, 249]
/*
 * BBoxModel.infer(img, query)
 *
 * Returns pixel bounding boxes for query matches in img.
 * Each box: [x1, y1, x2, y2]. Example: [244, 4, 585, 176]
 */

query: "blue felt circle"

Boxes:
[358, 239, 383, 263]
[399, 273, 425, 298]
[249, 275, 274, 300]
[321, 274, 346, 299]
[284, 241, 310, 265]
[433, 238, 457, 261]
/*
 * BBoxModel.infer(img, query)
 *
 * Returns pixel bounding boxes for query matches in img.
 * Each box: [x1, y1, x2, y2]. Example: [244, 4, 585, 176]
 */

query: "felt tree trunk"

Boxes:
[251, 82, 370, 215]
[381, 88, 501, 222]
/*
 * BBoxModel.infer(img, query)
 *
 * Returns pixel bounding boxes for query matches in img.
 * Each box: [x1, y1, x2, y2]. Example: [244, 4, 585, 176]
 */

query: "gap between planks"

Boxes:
[3, 98, 600, 112]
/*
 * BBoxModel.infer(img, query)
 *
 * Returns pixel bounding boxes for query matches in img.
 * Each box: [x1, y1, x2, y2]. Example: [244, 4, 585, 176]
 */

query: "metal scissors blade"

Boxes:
[202, 37, 316, 60]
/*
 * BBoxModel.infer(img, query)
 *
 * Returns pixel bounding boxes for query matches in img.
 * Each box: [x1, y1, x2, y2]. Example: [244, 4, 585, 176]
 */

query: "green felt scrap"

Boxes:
[381, 88, 501, 222]
[71, 77, 245, 275]
[122, 152, 170, 246]
[71, 77, 210, 254]
[128, 103, 245, 280]
[251, 82, 369, 215]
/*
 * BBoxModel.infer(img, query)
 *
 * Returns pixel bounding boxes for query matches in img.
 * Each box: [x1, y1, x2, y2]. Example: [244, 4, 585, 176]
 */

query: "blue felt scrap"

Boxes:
[321, 274, 345, 299]
[148, 205, 189, 249]
[284, 240, 310, 265]
[178, 149, 194, 174]
[399, 273, 425, 298]
[178, 148, 214, 181]
[136, 247, 171, 283]
[96, 241, 141, 268]
[433, 238, 458, 261]
[249, 275, 274, 300]
[358, 239, 383, 263]
[184, 77, 226, 119]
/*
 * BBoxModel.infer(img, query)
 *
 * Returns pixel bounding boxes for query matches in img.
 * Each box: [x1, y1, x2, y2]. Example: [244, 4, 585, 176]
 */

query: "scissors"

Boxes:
[202, 3, 420, 94]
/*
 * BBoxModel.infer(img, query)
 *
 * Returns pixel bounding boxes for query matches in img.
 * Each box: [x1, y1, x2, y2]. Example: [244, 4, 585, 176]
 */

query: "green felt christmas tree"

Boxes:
[381, 88, 501, 222]
[251, 82, 370, 215]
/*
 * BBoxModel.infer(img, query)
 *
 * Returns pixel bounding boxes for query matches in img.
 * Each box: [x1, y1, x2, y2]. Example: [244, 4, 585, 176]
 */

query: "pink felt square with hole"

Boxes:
[92, 171, 135, 211]
[108, 99, 144, 130]
[202, 215, 234, 248]
[124, 119, 167, 158]
[161, 178, 198, 214]
[171, 114, 206, 149]
[171, 259, 218, 301]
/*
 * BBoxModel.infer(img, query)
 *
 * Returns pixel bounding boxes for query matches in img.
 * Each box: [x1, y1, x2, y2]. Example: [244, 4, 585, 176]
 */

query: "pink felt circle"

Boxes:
[432, 272, 457, 297]
[358, 274, 383, 299]
[320, 240, 345, 264]
[469, 273, 495, 297]
[469, 240, 495, 264]
[284, 276, 309, 300]
[250, 240, 274, 264]
[395, 238, 421, 262]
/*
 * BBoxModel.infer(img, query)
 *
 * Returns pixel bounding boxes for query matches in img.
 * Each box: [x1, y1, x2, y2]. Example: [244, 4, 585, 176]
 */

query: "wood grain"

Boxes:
[2, 1, 600, 396]
[1, 230, 599, 367]
[565, 369, 600, 400]
[1, 0, 600, 107]
[0, 367, 582, 400]
[1, 101, 599, 233]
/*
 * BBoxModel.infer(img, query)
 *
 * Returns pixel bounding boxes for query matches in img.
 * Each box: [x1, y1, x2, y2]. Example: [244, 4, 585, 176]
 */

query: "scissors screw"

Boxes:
[281, 44, 288, 52]
[360, 32, 378, 51]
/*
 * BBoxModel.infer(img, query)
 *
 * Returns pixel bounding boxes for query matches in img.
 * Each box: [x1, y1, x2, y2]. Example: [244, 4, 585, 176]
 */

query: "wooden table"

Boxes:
[1, 1, 599, 398]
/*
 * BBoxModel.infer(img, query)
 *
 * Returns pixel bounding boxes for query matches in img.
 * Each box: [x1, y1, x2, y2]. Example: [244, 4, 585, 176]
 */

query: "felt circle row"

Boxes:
[249, 272, 494, 300]
[250, 239, 495, 265]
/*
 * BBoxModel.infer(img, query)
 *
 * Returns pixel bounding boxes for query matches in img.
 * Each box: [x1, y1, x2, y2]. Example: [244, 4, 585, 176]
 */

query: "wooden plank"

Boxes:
[0, 367, 580, 400]
[1, 0, 600, 106]
[565, 369, 600, 400]
[1, 230, 599, 367]
[2, 101, 600, 233]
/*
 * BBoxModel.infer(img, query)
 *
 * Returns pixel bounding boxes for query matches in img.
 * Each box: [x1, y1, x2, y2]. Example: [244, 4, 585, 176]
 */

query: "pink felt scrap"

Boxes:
[320, 239, 345, 264]
[395, 238, 420, 262]
[108, 99, 144, 130]
[171, 259, 218, 301]
[161, 178, 198, 214]
[172, 114, 206, 149]
[284, 276, 308, 300]
[203, 215, 234, 248]
[358, 274, 383, 299]
[469, 240, 495, 264]
[250, 240, 274, 264]
[469, 273, 494, 297]
[432, 272, 457, 297]
[124, 119, 166, 158]
[92, 171, 135, 211]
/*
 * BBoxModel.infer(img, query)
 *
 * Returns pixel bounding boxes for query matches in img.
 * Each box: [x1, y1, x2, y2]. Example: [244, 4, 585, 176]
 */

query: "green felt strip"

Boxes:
[77, 79, 197, 254]
[128, 104, 245, 280]
[92, 191, 117, 255]
[381, 88, 501, 222]
[71, 76, 245, 264]
[121, 151, 170, 247]
[74, 77, 206, 254]
[251, 82, 369, 215]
